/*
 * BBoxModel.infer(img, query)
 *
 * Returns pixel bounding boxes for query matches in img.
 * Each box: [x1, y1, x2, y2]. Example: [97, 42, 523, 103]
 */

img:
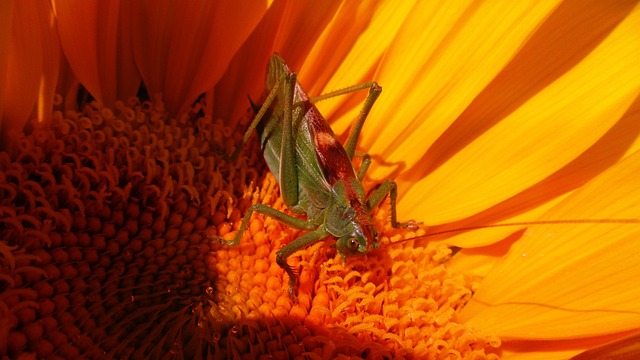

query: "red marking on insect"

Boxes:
[315, 132, 337, 147]
[306, 104, 357, 185]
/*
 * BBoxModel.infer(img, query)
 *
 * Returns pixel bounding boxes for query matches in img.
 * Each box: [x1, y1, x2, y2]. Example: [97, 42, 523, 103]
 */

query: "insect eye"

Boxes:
[349, 238, 359, 252]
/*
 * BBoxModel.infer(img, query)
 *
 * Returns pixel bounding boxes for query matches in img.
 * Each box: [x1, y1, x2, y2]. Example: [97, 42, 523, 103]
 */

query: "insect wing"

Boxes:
[267, 56, 358, 185]
[304, 99, 357, 186]
[257, 57, 333, 212]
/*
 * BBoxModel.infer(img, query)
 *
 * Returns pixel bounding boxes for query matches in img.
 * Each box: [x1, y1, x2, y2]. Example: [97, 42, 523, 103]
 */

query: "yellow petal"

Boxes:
[435, 93, 640, 248]
[383, 0, 638, 179]
[429, 192, 568, 248]
[397, 2, 640, 224]
[460, 149, 640, 339]
[130, 0, 265, 116]
[304, 0, 416, 134]
[447, 231, 520, 277]
[437, 93, 640, 246]
[362, 0, 561, 170]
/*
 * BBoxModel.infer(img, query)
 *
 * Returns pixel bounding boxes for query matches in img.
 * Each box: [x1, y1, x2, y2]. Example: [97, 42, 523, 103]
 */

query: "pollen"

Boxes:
[1, 97, 499, 358]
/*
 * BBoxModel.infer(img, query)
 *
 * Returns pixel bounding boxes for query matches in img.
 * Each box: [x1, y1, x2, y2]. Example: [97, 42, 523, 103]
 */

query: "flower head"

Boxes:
[1, 1, 640, 359]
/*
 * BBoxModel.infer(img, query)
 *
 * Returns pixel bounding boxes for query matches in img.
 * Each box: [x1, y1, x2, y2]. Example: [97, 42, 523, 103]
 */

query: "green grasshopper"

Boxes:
[219, 54, 417, 294]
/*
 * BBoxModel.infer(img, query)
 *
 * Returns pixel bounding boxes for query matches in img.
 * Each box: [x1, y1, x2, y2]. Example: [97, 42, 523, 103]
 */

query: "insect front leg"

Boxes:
[366, 179, 420, 230]
[276, 227, 328, 297]
[218, 203, 315, 246]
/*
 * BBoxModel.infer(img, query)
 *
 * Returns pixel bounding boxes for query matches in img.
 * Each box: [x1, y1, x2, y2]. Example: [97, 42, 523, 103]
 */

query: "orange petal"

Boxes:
[570, 330, 640, 360]
[502, 347, 582, 360]
[0, 0, 15, 145]
[36, 1, 61, 126]
[498, 330, 640, 359]
[130, 0, 265, 116]
[52, 0, 104, 101]
[1, 0, 59, 147]
[54, 0, 141, 106]
[459, 149, 640, 339]
[213, 0, 342, 122]
[54, 1, 99, 103]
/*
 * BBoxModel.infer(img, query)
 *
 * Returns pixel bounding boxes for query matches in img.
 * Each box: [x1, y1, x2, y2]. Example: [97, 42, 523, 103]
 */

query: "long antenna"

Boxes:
[381, 218, 640, 248]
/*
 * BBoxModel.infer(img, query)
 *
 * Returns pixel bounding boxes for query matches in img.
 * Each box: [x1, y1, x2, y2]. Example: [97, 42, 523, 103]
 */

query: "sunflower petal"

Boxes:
[570, 331, 640, 360]
[303, 0, 416, 134]
[363, 1, 562, 172]
[130, 0, 264, 116]
[448, 228, 528, 277]
[434, 93, 640, 248]
[55, 1, 101, 103]
[501, 348, 581, 360]
[384, 0, 638, 181]
[0, 0, 15, 144]
[396, 3, 640, 224]
[498, 330, 640, 359]
[459, 149, 640, 339]
[437, 193, 567, 248]
[54, 1, 139, 107]
[213, 0, 342, 122]
[1, 0, 58, 147]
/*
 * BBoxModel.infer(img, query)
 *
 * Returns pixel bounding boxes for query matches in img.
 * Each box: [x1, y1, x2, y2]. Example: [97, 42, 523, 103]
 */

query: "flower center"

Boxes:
[0, 97, 500, 358]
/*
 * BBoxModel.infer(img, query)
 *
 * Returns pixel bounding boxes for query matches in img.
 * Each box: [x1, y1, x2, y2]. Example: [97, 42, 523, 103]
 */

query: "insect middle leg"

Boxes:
[366, 180, 420, 230]
[353, 151, 372, 181]
[226, 73, 288, 161]
[276, 227, 328, 296]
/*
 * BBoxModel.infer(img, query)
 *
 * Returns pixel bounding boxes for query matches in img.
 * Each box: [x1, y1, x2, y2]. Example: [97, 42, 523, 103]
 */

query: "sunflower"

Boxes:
[1, 1, 640, 359]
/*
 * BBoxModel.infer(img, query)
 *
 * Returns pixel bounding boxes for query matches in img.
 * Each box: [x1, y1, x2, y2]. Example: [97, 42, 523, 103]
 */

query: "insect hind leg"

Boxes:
[225, 73, 288, 161]
[310, 82, 382, 160]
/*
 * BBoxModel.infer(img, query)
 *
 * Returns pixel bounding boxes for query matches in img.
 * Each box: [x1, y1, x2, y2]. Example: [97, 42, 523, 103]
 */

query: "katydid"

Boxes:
[217, 54, 417, 295]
